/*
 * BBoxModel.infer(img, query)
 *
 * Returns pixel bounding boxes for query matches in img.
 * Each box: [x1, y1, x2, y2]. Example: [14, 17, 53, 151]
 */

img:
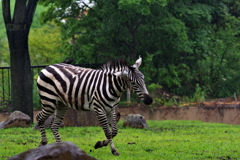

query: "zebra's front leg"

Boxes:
[94, 108, 120, 156]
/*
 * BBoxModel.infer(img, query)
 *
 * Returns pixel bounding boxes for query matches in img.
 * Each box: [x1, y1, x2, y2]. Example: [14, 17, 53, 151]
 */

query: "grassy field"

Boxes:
[1, 120, 240, 160]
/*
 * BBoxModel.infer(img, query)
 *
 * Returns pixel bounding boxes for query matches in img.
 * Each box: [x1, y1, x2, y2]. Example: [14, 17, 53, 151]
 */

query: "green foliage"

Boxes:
[40, 0, 175, 63]
[147, 83, 164, 105]
[158, 0, 240, 98]
[192, 83, 206, 103]
[29, 22, 63, 65]
[35, 0, 240, 100]
[0, 69, 11, 112]
[2, 121, 240, 159]
[148, 83, 162, 93]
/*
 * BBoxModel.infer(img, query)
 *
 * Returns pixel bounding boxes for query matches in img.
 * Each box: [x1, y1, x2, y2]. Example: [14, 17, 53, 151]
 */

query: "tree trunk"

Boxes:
[7, 28, 33, 122]
[2, 0, 38, 123]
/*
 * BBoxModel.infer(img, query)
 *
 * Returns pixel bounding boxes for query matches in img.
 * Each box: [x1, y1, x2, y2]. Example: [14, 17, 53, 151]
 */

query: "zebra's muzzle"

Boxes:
[143, 93, 153, 105]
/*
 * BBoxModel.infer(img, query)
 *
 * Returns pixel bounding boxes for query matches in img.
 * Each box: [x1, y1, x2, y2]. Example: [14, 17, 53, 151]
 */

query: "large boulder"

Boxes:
[123, 114, 148, 129]
[7, 141, 97, 160]
[0, 111, 31, 129]
[33, 114, 64, 130]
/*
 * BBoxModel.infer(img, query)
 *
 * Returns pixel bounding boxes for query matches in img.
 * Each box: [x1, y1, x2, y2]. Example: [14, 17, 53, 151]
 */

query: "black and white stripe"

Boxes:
[36, 56, 152, 155]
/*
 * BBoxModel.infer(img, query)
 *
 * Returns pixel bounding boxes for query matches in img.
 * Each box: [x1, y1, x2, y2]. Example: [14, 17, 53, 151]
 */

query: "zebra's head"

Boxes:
[114, 56, 153, 105]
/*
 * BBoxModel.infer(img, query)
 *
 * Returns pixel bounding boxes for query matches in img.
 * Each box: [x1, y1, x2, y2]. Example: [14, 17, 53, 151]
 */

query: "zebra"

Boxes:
[35, 56, 153, 155]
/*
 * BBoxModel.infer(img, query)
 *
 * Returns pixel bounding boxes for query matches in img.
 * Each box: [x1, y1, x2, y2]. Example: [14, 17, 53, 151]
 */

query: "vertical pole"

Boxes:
[2, 69, 4, 100]
[126, 88, 131, 103]
[8, 68, 10, 101]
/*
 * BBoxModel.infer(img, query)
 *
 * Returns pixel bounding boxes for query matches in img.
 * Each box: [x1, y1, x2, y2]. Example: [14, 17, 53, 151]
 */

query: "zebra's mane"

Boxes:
[100, 59, 129, 73]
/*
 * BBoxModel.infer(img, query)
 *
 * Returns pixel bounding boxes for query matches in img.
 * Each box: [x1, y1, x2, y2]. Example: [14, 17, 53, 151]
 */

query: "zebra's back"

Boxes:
[37, 63, 102, 111]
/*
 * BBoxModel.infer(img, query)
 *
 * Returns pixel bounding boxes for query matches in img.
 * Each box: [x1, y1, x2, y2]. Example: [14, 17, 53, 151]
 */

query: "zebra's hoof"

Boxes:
[94, 141, 102, 149]
[112, 150, 120, 156]
[39, 141, 48, 146]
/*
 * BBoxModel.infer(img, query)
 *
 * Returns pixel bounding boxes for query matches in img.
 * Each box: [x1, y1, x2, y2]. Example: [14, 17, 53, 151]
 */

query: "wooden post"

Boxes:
[126, 88, 131, 103]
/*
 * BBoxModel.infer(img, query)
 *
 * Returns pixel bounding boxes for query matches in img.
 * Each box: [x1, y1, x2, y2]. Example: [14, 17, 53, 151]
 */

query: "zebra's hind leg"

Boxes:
[36, 108, 54, 146]
[94, 108, 120, 156]
[51, 102, 67, 143]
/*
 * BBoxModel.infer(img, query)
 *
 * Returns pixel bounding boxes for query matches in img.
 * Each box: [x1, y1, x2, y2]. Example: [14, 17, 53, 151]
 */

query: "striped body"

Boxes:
[37, 63, 125, 113]
[35, 57, 152, 155]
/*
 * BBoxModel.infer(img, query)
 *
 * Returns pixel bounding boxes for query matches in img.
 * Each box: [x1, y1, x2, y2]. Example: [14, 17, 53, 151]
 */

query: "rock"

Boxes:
[123, 114, 147, 129]
[7, 141, 97, 160]
[33, 114, 64, 130]
[0, 121, 4, 128]
[0, 111, 31, 129]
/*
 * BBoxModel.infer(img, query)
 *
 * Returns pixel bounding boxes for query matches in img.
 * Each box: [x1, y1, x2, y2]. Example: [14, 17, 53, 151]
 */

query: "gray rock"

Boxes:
[7, 141, 97, 160]
[123, 114, 148, 129]
[33, 114, 64, 130]
[0, 111, 31, 129]
[0, 121, 4, 128]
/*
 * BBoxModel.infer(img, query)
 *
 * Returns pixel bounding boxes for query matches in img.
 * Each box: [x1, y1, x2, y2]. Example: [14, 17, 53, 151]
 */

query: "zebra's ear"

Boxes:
[132, 55, 142, 69]
[114, 70, 128, 77]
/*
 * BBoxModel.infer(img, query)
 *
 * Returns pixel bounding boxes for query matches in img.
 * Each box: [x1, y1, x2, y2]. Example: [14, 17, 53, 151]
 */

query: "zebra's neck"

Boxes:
[103, 70, 129, 94]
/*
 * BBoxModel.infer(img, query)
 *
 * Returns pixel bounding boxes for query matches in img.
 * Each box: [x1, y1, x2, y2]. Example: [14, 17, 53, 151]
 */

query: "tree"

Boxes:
[2, 0, 38, 121]
[159, 0, 240, 98]
[40, 0, 240, 99]
[40, 0, 174, 62]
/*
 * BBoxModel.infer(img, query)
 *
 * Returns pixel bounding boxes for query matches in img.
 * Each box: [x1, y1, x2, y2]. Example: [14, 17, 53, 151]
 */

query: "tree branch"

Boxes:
[220, 43, 230, 64]
[122, 39, 131, 51]
[133, 19, 142, 33]
[81, 1, 93, 9]
[2, 0, 11, 24]
[13, 0, 27, 24]
[82, 0, 103, 21]
[26, 0, 39, 29]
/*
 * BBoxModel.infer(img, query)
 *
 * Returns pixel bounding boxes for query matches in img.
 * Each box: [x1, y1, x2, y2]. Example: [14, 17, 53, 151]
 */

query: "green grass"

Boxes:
[1, 120, 240, 160]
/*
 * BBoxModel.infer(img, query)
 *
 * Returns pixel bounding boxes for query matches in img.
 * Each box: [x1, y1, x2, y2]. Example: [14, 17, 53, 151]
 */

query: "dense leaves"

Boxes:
[31, 0, 240, 98]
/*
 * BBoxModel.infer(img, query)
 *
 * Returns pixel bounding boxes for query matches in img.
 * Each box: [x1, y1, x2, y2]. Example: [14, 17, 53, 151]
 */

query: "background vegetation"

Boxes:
[38, 0, 240, 100]
[1, 0, 240, 105]
[1, 120, 240, 160]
